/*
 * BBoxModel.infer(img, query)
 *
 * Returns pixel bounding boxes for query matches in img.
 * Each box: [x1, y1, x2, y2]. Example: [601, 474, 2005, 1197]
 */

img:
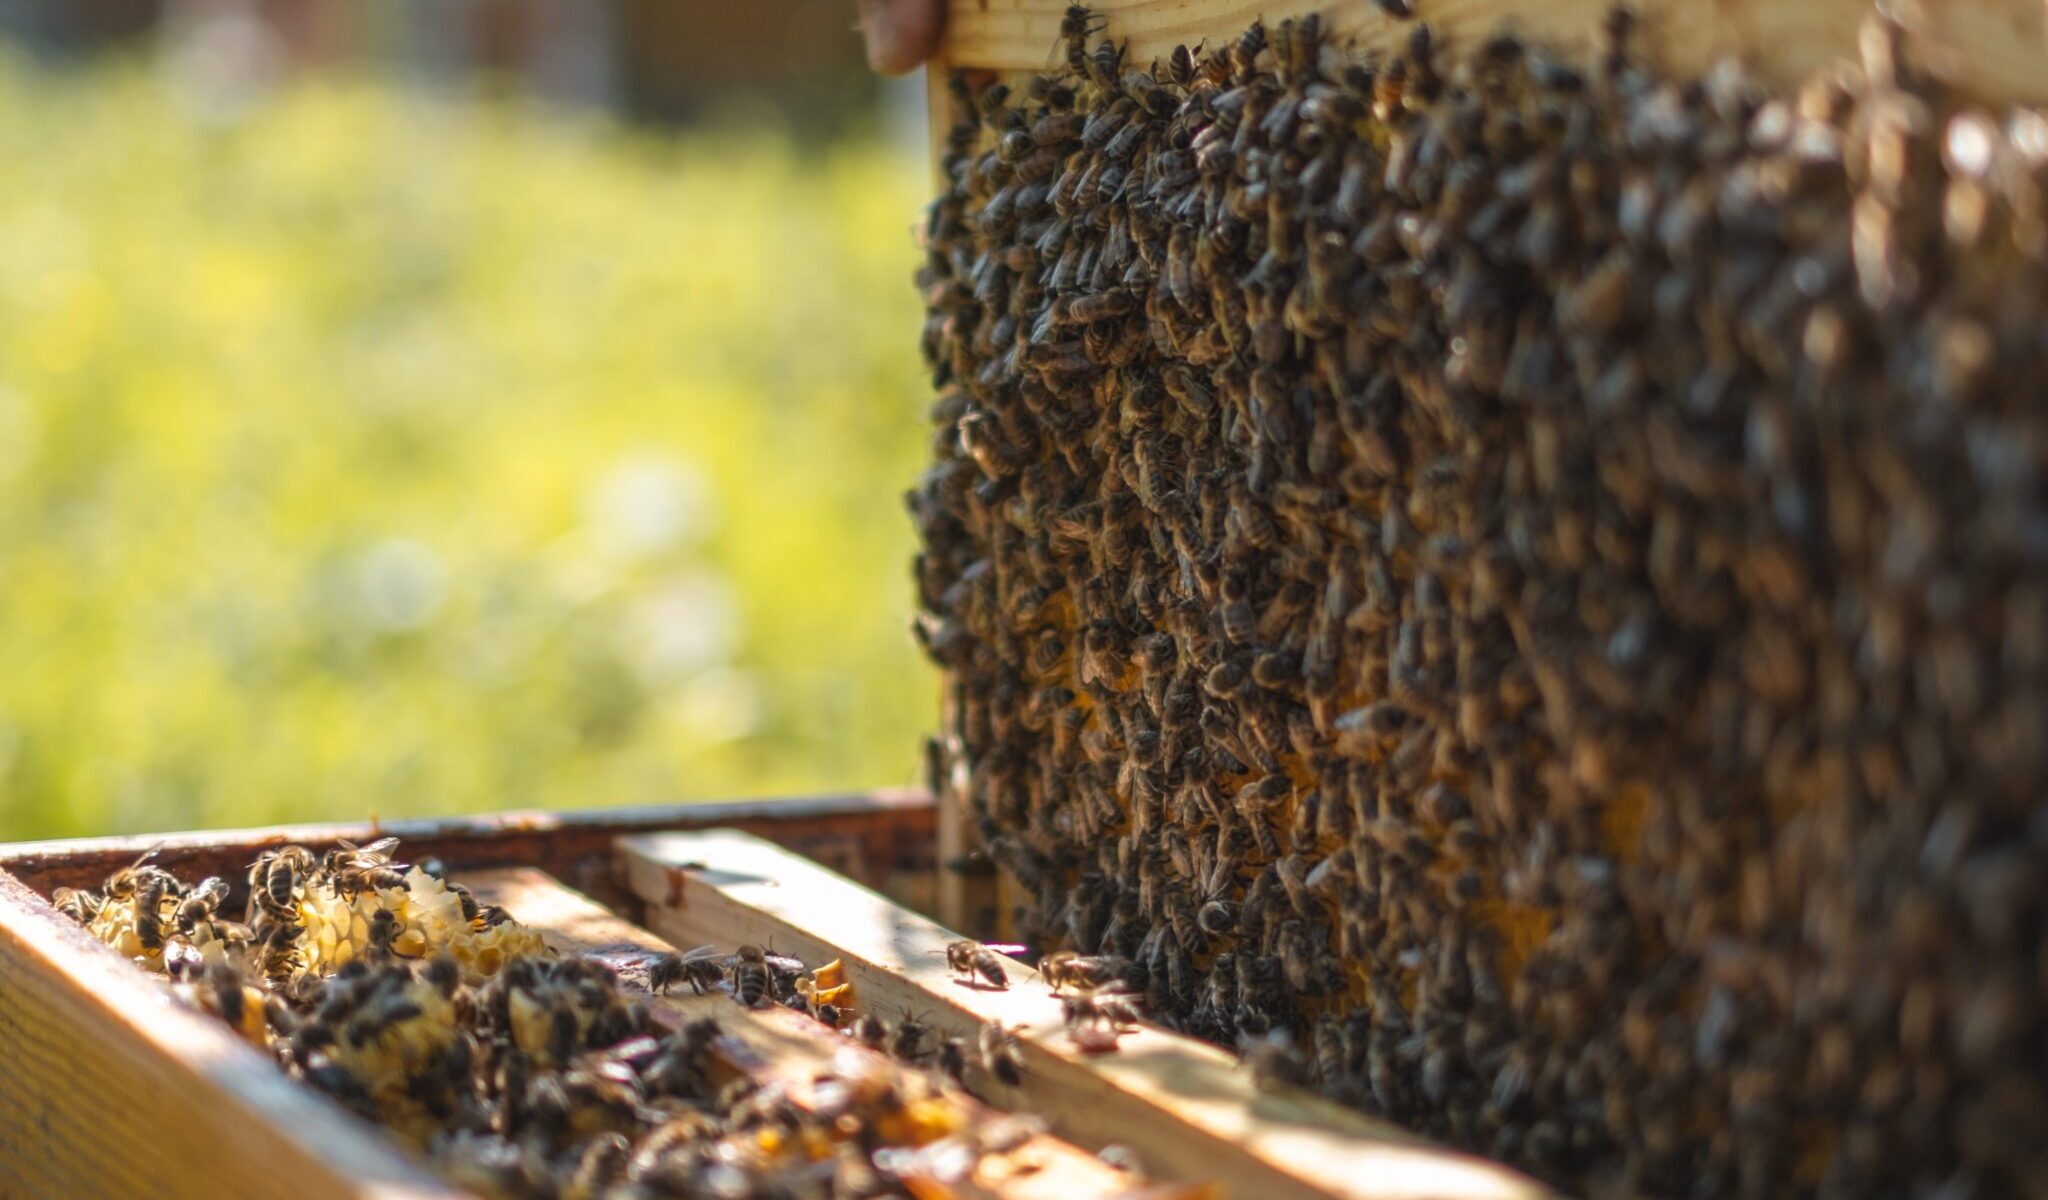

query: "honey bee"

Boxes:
[1219, 571, 1258, 645]
[1061, 988, 1143, 1054]
[562, 1133, 630, 1200]
[892, 1011, 933, 1061]
[647, 946, 726, 996]
[1229, 19, 1266, 83]
[437, 882, 481, 929]
[173, 876, 231, 936]
[1086, 39, 1125, 93]
[851, 1012, 890, 1051]
[133, 870, 174, 954]
[344, 989, 425, 1053]
[979, 1023, 1027, 1086]
[102, 845, 169, 901]
[1057, 5, 1103, 76]
[51, 886, 103, 925]
[200, 961, 248, 1032]
[727, 945, 773, 1009]
[326, 836, 407, 898]
[365, 908, 403, 960]
[936, 1035, 973, 1082]
[1240, 1029, 1311, 1091]
[248, 845, 315, 919]
[938, 939, 1023, 989]
[1275, 13, 1322, 83]
[1040, 949, 1126, 993]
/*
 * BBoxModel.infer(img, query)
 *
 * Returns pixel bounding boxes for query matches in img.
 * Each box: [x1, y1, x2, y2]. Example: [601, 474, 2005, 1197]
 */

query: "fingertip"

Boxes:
[862, 0, 944, 76]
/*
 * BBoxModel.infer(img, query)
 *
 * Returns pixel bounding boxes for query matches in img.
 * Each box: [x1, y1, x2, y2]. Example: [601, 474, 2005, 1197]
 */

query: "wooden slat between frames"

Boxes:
[466, 868, 1138, 1200]
[617, 829, 1553, 1200]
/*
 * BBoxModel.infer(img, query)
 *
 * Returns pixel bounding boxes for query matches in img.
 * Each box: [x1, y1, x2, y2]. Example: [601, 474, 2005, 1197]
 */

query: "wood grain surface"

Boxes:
[0, 790, 934, 906]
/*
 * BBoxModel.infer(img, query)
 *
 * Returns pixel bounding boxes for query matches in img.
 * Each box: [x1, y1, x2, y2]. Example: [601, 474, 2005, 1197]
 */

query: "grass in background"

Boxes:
[0, 57, 934, 839]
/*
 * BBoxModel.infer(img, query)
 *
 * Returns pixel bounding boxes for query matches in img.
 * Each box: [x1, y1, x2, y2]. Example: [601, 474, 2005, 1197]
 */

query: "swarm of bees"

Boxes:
[914, 3, 2048, 1196]
[56, 847, 1124, 1199]
[56, 838, 543, 985]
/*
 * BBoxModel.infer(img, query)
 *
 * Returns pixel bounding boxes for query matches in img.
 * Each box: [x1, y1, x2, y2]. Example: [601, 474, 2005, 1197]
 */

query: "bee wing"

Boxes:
[676, 945, 721, 963]
[981, 942, 1032, 955]
[357, 836, 402, 859]
[123, 842, 168, 872]
[763, 952, 806, 975]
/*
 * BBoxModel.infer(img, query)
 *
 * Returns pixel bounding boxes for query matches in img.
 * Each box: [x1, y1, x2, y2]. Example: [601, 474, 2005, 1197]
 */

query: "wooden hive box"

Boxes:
[0, 793, 1550, 1200]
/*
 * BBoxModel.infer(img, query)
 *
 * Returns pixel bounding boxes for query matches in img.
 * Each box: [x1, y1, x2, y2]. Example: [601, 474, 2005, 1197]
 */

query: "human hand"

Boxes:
[857, 0, 944, 75]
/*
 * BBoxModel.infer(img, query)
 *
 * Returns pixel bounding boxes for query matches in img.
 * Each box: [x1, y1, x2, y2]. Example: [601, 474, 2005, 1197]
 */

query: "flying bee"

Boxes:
[1240, 1029, 1312, 1091]
[1063, 988, 1143, 1053]
[1062, 987, 1144, 1030]
[727, 944, 773, 1008]
[938, 939, 1024, 989]
[647, 945, 726, 996]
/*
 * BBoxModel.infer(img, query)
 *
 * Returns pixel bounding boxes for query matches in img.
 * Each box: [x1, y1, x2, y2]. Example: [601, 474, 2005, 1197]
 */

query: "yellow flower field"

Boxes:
[0, 57, 935, 838]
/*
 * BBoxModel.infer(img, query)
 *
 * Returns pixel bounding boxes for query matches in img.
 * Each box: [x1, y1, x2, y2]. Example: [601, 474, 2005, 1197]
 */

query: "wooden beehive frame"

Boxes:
[0, 794, 1553, 1200]
[930, 0, 2048, 102]
[918, 0, 2048, 943]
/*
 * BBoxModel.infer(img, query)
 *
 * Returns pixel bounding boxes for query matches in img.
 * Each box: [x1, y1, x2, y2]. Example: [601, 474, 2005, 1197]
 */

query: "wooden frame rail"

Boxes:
[468, 868, 1141, 1200]
[931, 0, 2048, 104]
[619, 829, 1552, 1200]
[0, 871, 463, 1200]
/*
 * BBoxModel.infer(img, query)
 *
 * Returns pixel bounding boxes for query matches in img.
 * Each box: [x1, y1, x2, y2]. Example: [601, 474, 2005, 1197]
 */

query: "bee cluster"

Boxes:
[54, 848, 1096, 1200]
[913, 4, 2048, 1196]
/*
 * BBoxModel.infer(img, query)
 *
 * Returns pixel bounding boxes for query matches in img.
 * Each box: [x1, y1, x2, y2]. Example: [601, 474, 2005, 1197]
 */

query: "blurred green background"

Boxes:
[0, 5, 936, 840]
